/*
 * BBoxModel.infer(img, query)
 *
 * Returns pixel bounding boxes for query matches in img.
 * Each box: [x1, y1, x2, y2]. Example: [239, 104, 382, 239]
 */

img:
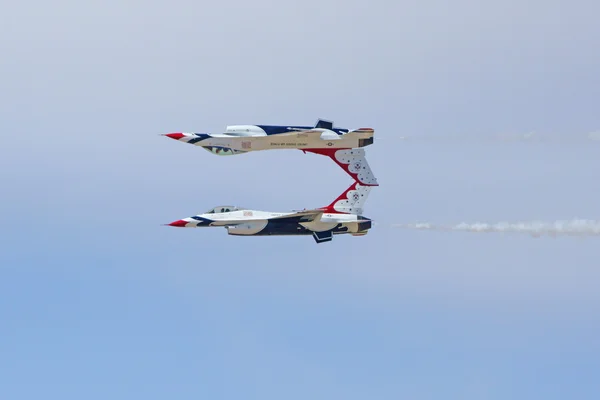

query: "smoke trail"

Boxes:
[394, 219, 600, 237]
[383, 131, 600, 143]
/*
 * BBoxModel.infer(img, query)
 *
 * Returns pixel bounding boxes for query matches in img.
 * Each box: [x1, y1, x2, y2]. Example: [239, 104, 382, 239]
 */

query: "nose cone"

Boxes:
[167, 219, 189, 227]
[164, 133, 186, 140]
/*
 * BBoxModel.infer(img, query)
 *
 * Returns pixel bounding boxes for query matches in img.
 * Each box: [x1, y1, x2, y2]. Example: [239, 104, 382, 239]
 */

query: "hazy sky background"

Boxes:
[1, 1, 599, 398]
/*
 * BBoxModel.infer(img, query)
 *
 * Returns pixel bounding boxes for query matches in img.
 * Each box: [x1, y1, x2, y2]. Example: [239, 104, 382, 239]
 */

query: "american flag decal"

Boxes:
[242, 141, 251, 149]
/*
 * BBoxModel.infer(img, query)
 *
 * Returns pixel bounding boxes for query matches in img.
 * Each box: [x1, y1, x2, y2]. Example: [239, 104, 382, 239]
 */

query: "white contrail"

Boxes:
[394, 219, 600, 237]
[381, 131, 600, 143]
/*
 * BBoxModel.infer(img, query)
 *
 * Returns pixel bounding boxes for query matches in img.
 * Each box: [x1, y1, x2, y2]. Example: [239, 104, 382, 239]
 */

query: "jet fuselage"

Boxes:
[170, 208, 371, 236]
[162, 120, 378, 186]
[164, 124, 374, 156]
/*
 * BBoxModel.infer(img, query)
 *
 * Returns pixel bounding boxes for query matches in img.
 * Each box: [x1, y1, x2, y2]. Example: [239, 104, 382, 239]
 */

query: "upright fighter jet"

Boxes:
[165, 182, 373, 244]
[162, 119, 378, 186]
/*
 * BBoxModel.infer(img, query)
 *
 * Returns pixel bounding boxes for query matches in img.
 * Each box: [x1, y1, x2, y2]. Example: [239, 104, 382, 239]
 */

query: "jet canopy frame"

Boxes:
[205, 206, 242, 214]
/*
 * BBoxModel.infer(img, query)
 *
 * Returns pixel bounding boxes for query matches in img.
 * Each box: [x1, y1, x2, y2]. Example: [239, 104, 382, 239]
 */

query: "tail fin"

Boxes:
[320, 182, 372, 215]
[303, 148, 379, 186]
[314, 118, 334, 130]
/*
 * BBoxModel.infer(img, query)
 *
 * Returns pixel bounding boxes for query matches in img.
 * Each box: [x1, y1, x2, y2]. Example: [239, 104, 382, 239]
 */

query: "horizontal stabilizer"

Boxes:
[349, 127, 374, 134]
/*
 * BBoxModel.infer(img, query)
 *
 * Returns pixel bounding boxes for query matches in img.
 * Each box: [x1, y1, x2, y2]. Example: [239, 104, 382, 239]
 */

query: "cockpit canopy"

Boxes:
[204, 205, 242, 214]
[201, 146, 245, 156]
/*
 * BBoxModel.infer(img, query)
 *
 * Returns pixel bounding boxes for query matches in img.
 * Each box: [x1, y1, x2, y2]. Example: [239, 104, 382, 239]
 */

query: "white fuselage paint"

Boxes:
[189, 127, 373, 152]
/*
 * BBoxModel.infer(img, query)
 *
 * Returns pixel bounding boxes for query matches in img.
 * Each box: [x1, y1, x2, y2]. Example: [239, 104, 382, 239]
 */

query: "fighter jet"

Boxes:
[162, 119, 378, 186]
[165, 182, 373, 243]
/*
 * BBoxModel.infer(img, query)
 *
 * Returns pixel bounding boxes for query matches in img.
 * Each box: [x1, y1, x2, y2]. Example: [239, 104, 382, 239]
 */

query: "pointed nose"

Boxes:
[164, 133, 186, 140]
[167, 219, 189, 227]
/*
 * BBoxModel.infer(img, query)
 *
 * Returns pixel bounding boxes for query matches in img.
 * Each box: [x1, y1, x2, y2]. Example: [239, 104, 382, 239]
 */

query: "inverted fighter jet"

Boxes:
[162, 119, 378, 186]
[165, 182, 373, 243]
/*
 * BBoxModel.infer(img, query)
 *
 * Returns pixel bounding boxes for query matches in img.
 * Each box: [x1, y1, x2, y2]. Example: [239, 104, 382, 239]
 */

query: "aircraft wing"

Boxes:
[266, 128, 344, 142]
[269, 209, 323, 221]
[273, 129, 336, 139]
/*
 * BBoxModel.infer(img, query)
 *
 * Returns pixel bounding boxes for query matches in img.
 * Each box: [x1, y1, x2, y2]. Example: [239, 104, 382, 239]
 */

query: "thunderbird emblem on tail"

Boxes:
[162, 119, 379, 244]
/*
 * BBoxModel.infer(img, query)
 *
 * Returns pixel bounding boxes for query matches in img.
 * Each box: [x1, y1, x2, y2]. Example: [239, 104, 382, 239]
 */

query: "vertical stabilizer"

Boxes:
[303, 148, 378, 186]
[320, 182, 371, 215]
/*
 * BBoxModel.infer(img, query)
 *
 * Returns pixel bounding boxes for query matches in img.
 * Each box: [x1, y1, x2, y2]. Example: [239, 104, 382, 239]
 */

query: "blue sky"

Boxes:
[1, 1, 600, 398]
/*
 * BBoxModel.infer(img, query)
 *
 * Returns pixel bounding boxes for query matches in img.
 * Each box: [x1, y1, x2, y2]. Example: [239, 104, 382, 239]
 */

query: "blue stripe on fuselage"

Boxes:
[191, 216, 213, 226]
[188, 133, 212, 144]
[251, 218, 349, 236]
